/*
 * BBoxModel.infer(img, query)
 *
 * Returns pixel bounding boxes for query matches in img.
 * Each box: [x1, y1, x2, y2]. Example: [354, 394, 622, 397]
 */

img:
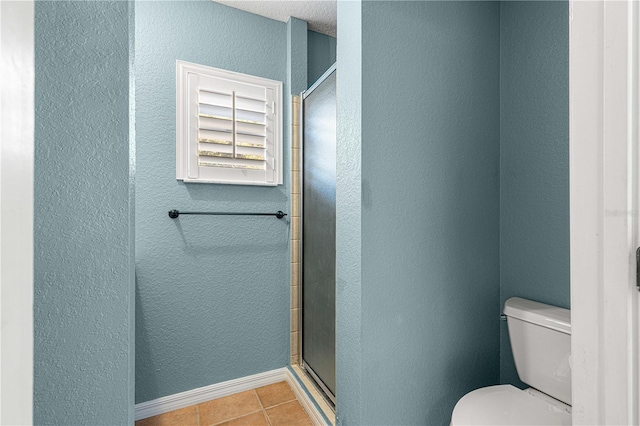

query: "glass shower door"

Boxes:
[301, 65, 336, 402]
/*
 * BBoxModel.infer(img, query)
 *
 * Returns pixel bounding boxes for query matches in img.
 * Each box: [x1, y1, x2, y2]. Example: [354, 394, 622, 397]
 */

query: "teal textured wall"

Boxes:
[499, 1, 570, 387]
[335, 0, 363, 423]
[284, 17, 308, 94]
[337, 2, 501, 424]
[34, 1, 134, 424]
[307, 30, 336, 87]
[134, 1, 291, 403]
[288, 17, 308, 95]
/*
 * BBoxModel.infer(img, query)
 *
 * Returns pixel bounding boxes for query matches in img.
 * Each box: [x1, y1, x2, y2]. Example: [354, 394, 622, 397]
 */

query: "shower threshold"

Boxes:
[290, 364, 336, 425]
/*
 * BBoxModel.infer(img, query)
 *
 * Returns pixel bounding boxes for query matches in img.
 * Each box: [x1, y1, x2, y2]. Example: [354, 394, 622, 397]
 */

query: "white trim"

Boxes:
[135, 368, 287, 421]
[570, 0, 639, 424]
[631, 1, 640, 421]
[0, 1, 35, 424]
[285, 368, 329, 426]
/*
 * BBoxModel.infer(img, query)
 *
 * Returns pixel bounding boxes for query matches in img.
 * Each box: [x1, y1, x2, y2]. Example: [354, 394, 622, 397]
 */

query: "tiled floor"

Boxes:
[136, 381, 314, 426]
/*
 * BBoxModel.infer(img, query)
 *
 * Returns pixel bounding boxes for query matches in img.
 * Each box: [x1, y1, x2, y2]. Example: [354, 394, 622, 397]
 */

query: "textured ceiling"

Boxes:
[214, 1, 337, 37]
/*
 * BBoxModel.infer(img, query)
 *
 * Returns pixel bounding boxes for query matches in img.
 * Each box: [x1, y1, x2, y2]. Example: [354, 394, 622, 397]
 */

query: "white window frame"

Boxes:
[176, 60, 283, 186]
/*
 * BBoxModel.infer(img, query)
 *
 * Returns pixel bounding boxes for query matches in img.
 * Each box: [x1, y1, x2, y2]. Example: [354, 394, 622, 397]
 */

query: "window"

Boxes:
[176, 61, 283, 185]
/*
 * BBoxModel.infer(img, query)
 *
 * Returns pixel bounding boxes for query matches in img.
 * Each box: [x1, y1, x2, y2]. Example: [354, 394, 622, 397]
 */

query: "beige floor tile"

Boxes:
[216, 411, 269, 426]
[255, 381, 297, 408]
[135, 405, 198, 426]
[265, 400, 313, 426]
[199, 390, 262, 426]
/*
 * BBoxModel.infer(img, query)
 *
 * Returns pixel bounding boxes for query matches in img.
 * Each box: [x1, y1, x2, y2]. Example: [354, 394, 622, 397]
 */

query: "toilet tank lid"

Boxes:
[504, 297, 571, 335]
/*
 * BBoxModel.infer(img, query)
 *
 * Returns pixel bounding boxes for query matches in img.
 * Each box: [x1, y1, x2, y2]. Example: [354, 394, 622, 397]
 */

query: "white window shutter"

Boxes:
[176, 61, 283, 186]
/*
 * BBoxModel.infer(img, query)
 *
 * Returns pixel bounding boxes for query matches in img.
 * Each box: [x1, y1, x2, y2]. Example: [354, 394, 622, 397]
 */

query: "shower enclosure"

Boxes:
[301, 64, 337, 403]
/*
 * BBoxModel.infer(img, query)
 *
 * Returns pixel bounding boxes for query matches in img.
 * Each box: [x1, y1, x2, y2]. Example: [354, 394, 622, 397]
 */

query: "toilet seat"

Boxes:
[450, 385, 571, 426]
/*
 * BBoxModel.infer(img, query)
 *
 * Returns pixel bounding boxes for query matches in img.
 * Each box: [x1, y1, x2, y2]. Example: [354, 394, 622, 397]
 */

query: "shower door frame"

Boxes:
[299, 63, 338, 406]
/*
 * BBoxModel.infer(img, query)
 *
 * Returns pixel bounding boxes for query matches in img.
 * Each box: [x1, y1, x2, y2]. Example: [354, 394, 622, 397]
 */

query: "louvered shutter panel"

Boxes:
[177, 61, 282, 185]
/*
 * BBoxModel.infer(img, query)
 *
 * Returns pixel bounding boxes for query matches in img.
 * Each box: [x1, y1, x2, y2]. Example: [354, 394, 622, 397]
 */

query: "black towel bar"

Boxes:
[168, 210, 287, 219]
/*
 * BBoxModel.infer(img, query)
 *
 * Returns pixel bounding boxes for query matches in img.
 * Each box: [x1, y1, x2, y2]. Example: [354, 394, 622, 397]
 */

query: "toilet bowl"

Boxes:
[450, 297, 571, 426]
[451, 385, 571, 425]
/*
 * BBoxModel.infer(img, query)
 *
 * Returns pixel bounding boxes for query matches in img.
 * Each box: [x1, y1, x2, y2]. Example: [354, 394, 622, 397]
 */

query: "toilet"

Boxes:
[451, 297, 572, 425]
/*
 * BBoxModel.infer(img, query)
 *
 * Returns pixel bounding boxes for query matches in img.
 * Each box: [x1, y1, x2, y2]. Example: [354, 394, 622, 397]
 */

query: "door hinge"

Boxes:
[636, 247, 640, 291]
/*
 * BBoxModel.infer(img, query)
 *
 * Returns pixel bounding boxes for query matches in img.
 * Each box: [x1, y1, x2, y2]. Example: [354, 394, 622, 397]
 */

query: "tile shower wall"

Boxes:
[291, 95, 302, 365]
[135, 1, 290, 404]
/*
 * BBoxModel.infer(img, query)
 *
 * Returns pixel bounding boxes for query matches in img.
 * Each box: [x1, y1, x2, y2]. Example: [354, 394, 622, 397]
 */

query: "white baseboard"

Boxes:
[284, 368, 329, 426]
[135, 368, 286, 421]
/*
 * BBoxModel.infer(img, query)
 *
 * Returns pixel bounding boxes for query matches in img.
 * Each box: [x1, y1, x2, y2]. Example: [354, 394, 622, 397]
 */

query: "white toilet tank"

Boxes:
[504, 297, 571, 406]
